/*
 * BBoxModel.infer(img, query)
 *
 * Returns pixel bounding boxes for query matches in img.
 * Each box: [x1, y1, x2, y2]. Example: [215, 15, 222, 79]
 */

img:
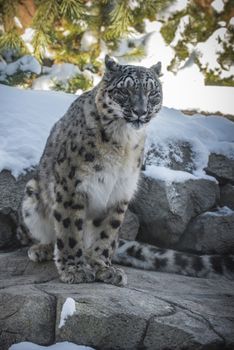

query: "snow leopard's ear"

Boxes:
[150, 62, 162, 76]
[105, 55, 120, 72]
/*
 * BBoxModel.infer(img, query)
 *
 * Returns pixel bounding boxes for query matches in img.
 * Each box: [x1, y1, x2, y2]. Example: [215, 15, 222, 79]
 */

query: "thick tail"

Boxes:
[113, 239, 234, 279]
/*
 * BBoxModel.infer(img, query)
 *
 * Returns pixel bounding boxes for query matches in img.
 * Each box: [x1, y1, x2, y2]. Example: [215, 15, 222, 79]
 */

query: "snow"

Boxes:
[80, 31, 98, 51]
[196, 28, 234, 79]
[202, 206, 234, 217]
[0, 84, 233, 181]
[160, 0, 189, 20]
[9, 341, 95, 350]
[59, 297, 76, 328]
[170, 15, 190, 47]
[0, 84, 75, 177]
[144, 165, 198, 183]
[14, 16, 23, 29]
[0, 55, 41, 79]
[211, 0, 224, 13]
[144, 106, 234, 181]
[21, 28, 35, 53]
[32, 63, 81, 90]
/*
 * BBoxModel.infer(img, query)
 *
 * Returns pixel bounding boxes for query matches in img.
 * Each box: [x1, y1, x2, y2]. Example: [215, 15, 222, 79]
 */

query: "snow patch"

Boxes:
[58, 297, 76, 328]
[0, 84, 75, 177]
[171, 15, 190, 47]
[144, 165, 197, 184]
[32, 63, 81, 90]
[145, 106, 234, 179]
[80, 31, 98, 51]
[9, 341, 95, 350]
[160, 0, 189, 20]
[196, 28, 233, 78]
[211, 0, 224, 13]
[0, 55, 41, 77]
[21, 28, 35, 53]
[202, 206, 234, 217]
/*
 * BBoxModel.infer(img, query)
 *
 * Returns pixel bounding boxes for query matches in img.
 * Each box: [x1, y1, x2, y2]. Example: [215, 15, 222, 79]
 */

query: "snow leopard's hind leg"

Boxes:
[21, 178, 55, 262]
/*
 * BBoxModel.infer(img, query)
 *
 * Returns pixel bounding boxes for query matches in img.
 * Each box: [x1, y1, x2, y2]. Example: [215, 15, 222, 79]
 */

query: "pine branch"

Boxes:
[1, 0, 19, 31]
[59, 0, 86, 19]
[117, 45, 146, 61]
[104, 0, 133, 40]
[0, 28, 28, 53]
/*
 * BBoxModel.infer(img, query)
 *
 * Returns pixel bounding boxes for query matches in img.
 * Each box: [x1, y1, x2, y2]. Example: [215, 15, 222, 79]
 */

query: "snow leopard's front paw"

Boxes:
[59, 265, 96, 284]
[28, 243, 54, 262]
[95, 266, 127, 287]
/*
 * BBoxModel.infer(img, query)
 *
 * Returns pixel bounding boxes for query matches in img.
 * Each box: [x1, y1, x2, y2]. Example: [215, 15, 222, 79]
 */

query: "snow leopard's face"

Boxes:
[96, 55, 162, 129]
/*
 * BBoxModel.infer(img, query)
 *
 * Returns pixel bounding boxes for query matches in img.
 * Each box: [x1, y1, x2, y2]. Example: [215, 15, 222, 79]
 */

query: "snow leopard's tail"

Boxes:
[113, 239, 234, 279]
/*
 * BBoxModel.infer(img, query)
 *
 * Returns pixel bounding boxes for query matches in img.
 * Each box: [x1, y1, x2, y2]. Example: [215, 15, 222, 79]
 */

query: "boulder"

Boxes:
[0, 249, 234, 350]
[206, 153, 234, 183]
[145, 140, 195, 173]
[220, 184, 234, 209]
[130, 174, 219, 247]
[176, 207, 234, 254]
[119, 209, 139, 240]
[0, 169, 36, 249]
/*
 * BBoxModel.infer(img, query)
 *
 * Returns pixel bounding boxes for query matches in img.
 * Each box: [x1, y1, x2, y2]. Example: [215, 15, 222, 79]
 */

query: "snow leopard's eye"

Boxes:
[116, 88, 128, 96]
[149, 90, 158, 97]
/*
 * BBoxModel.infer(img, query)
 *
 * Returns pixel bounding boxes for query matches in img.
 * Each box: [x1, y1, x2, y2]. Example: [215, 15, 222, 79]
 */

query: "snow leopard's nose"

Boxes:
[132, 107, 147, 118]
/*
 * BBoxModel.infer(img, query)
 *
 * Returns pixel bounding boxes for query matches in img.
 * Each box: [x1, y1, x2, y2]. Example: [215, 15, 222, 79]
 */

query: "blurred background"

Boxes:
[0, 0, 233, 115]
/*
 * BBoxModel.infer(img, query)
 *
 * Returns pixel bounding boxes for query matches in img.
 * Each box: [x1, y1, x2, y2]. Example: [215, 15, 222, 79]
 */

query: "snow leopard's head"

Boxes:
[95, 55, 162, 129]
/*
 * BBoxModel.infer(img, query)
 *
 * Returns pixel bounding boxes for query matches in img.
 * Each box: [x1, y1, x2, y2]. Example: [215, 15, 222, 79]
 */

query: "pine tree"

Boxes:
[0, 0, 173, 67]
[160, 0, 234, 86]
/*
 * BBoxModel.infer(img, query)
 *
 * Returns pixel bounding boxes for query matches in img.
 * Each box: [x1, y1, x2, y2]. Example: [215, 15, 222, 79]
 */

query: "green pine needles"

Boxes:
[0, 0, 173, 65]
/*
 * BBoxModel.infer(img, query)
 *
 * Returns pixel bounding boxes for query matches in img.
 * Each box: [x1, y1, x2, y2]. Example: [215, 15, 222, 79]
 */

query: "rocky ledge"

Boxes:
[0, 249, 234, 350]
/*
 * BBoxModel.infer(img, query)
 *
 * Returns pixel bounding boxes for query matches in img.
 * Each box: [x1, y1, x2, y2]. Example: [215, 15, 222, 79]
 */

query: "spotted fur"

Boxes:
[113, 240, 234, 279]
[19, 56, 233, 286]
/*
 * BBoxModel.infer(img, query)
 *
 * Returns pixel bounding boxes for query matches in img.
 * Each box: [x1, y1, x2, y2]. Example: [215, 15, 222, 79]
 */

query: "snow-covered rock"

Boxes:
[130, 174, 219, 247]
[176, 207, 234, 255]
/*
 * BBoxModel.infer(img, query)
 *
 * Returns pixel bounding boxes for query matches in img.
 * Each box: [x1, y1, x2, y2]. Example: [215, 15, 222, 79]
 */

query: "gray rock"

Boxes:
[131, 174, 219, 247]
[0, 249, 234, 350]
[0, 208, 17, 249]
[206, 153, 234, 183]
[220, 184, 234, 209]
[0, 285, 56, 350]
[0, 169, 35, 249]
[176, 208, 234, 254]
[119, 209, 139, 240]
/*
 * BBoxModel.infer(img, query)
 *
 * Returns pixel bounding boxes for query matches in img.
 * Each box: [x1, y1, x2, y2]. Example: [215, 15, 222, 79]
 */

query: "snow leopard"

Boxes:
[19, 56, 234, 286]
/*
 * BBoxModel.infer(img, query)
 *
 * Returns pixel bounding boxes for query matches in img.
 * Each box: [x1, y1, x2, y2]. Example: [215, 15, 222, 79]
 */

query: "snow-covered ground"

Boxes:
[0, 84, 233, 181]
[0, 84, 75, 177]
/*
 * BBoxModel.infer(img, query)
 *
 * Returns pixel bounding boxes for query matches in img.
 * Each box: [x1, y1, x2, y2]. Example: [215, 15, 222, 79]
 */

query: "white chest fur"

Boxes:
[80, 127, 144, 217]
